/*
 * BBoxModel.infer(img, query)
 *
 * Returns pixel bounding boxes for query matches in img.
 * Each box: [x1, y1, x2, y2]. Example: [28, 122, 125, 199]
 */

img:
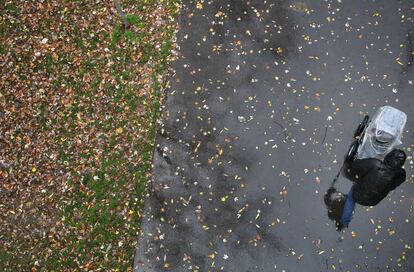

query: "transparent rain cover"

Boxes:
[356, 106, 407, 160]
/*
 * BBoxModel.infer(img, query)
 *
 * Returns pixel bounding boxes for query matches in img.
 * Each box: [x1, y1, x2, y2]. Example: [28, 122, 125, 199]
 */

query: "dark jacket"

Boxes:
[347, 149, 406, 206]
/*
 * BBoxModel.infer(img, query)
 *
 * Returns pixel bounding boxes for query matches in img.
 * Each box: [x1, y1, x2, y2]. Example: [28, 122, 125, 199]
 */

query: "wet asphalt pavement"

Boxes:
[134, 1, 414, 271]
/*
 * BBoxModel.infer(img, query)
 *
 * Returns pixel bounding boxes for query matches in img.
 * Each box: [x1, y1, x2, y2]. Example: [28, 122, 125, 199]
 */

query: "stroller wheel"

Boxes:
[345, 140, 359, 164]
[354, 115, 369, 138]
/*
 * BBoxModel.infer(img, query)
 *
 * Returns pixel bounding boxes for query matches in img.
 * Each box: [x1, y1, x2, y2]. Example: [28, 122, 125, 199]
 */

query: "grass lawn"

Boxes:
[0, 0, 179, 270]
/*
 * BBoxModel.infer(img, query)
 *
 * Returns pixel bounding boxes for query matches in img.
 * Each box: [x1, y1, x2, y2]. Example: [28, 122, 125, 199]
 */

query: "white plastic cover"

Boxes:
[356, 106, 407, 160]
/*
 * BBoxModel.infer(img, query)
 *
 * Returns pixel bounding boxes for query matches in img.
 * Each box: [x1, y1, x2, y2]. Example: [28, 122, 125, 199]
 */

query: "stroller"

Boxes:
[345, 106, 407, 163]
[331, 106, 407, 185]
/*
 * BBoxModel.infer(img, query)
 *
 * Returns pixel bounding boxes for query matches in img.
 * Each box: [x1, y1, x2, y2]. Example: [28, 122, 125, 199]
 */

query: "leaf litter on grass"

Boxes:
[0, 0, 180, 270]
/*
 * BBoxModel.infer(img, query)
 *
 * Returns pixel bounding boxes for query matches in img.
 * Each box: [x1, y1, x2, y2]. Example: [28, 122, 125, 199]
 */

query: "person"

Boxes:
[341, 149, 407, 227]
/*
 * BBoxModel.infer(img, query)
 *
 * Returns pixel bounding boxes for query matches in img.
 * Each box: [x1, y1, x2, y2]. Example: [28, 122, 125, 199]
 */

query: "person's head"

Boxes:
[384, 149, 406, 168]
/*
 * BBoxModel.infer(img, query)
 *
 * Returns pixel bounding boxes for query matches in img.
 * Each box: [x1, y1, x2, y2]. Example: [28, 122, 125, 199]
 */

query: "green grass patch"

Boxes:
[0, 0, 180, 270]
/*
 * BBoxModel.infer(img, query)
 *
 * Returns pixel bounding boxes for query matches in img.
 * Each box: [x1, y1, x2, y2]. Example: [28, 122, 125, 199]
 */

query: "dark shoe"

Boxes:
[336, 222, 346, 231]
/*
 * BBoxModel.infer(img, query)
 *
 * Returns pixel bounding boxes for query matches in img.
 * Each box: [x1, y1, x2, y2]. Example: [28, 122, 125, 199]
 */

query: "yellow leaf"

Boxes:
[116, 127, 123, 134]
